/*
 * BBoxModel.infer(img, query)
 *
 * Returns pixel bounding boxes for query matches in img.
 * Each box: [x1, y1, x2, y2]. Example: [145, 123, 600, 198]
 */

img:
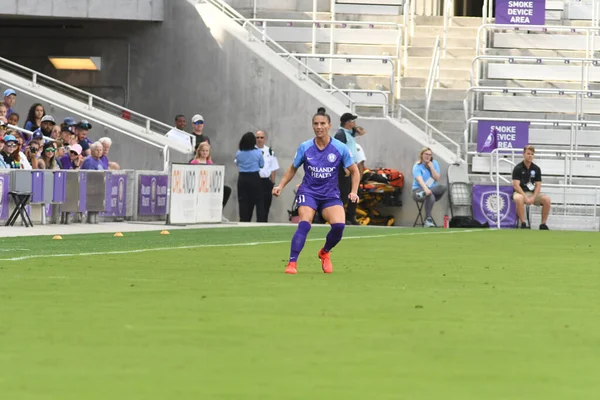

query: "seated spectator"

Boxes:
[63, 117, 76, 127]
[60, 125, 77, 147]
[36, 115, 55, 138]
[24, 140, 42, 169]
[75, 120, 93, 156]
[50, 124, 61, 140]
[98, 137, 112, 169]
[0, 104, 7, 120]
[412, 147, 446, 228]
[1, 133, 30, 169]
[14, 132, 32, 170]
[39, 141, 58, 170]
[7, 112, 19, 127]
[31, 130, 45, 148]
[58, 143, 83, 170]
[81, 142, 105, 170]
[24, 103, 45, 132]
[54, 139, 66, 160]
[190, 142, 213, 164]
[3, 89, 16, 116]
[0, 137, 9, 169]
[512, 145, 551, 230]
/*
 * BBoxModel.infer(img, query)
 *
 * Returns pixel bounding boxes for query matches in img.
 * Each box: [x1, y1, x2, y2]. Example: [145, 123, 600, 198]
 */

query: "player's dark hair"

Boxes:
[239, 131, 257, 151]
[174, 114, 185, 121]
[313, 107, 331, 123]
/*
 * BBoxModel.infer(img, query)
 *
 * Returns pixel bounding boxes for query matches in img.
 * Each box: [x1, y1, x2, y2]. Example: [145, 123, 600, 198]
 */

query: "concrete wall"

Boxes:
[0, 0, 164, 21]
[0, 0, 451, 224]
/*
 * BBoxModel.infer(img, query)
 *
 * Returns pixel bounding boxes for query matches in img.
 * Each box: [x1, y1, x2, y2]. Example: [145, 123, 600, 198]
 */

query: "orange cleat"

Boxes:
[318, 249, 333, 274]
[285, 261, 298, 274]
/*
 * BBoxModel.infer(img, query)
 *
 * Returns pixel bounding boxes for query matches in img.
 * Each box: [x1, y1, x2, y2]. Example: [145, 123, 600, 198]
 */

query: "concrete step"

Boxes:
[329, 75, 391, 90]
[485, 48, 589, 58]
[409, 57, 474, 69]
[402, 77, 471, 89]
[411, 108, 469, 121]
[404, 67, 471, 80]
[279, 42, 398, 56]
[414, 16, 483, 27]
[472, 110, 581, 120]
[242, 10, 331, 19]
[414, 25, 479, 37]
[429, 119, 466, 133]
[408, 46, 476, 58]
[334, 13, 404, 23]
[401, 87, 466, 101]
[477, 79, 597, 90]
[411, 36, 476, 49]
[401, 99, 465, 110]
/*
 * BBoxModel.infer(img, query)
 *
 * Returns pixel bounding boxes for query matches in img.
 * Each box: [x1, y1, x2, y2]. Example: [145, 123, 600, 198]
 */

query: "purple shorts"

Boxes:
[296, 193, 343, 212]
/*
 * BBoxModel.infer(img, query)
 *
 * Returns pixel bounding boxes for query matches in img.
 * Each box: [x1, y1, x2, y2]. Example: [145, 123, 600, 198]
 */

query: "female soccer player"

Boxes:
[272, 109, 360, 274]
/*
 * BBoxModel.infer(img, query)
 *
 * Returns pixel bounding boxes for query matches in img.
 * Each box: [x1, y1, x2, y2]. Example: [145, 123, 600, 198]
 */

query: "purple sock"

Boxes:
[289, 221, 311, 262]
[323, 223, 345, 253]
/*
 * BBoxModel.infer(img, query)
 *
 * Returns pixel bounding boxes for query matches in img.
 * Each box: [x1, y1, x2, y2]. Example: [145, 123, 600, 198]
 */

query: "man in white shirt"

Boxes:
[256, 130, 279, 222]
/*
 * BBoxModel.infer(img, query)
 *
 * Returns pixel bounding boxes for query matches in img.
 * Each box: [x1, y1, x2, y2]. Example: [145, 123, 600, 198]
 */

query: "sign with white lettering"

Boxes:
[477, 121, 530, 153]
[495, 0, 546, 25]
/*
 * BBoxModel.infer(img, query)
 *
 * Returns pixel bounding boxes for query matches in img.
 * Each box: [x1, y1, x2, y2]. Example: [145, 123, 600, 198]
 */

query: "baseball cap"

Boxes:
[63, 117, 76, 126]
[3, 89, 16, 97]
[69, 143, 82, 155]
[192, 114, 204, 124]
[3, 134, 17, 143]
[76, 120, 92, 129]
[41, 115, 56, 124]
[340, 113, 357, 126]
[32, 131, 44, 140]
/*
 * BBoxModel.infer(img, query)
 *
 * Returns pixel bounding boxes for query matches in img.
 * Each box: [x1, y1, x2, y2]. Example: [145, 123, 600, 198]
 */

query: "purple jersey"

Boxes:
[294, 137, 354, 200]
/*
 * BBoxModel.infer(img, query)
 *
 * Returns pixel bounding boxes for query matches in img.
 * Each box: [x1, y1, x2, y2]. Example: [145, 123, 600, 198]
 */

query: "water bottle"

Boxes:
[443, 215, 449, 229]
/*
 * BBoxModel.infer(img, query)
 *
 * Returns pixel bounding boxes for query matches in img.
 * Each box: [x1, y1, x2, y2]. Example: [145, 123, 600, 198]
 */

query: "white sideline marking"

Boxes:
[0, 248, 30, 252]
[0, 229, 486, 262]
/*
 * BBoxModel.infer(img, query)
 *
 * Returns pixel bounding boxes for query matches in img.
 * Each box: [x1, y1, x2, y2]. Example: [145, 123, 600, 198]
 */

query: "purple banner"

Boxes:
[102, 174, 127, 217]
[139, 175, 168, 216]
[495, 0, 546, 25]
[53, 171, 66, 203]
[31, 171, 44, 203]
[472, 185, 517, 228]
[0, 174, 9, 220]
[477, 120, 530, 153]
[79, 172, 87, 213]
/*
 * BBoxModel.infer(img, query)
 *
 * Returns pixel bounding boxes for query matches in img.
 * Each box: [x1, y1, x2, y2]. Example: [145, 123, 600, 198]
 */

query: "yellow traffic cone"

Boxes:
[114, 232, 124, 237]
[160, 230, 170, 235]
[52, 235, 63, 240]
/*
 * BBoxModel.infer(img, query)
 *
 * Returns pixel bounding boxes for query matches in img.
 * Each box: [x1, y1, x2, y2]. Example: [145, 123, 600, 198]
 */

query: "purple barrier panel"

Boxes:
[472, 185, 517, 228]
[45, 204, 52, 218]
[53, 171, 66, 203]
[101, 174, 127, 217]
[79, 172, 87, 213]
[31, 171, 45, 203]
[0, 174, 9, 220]
[139, 175, 168, 216]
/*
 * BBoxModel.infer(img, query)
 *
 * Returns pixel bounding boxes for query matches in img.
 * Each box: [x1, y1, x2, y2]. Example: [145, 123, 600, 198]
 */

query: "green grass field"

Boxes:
[1, 226, 600, 399]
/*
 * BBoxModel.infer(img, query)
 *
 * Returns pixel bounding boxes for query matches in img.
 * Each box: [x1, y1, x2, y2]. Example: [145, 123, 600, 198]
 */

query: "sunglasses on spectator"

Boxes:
[194, 121, 204, 125]
[5, 142, 17, 147]
[45, 148, 56, 153]
[70, 151, 79, 156]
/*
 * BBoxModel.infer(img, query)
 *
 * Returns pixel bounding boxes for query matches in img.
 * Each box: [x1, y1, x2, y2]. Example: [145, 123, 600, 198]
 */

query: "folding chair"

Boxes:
[413, 198, 436, 227]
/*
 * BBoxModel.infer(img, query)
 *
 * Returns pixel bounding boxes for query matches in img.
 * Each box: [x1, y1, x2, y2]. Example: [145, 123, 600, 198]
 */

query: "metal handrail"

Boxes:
[425, 36, 441, 138]
[0, 78, 171, 169]
[442, 0, 454, 57]
[0, 56, 193, 141]
[470, 55, 600, 89]
[326, 89, 390, 116]
[398, 103, 462, 159]
[476, 24, 600, 59]
[202, 0, 355, 111]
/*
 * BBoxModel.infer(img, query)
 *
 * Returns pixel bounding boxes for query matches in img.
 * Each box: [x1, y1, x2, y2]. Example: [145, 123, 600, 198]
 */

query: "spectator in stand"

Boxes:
[235, 132, 264, 222]
[24, 103, 45, 132]
[255, 130, 279, 222]
[81, 142, 105, 170]
[175, 114, 187, 131]
[334, 112, 359, 225]
[54, 139, 66, 160]
[14, 132, 32, 170]
[75, 120, 93, 157]
[3, 89, 16, 116]
[58, 143, 83, 170]
[38, 141, 58, 170]
[50, 124, 61, 140]
[0, 104, 7, 120]
[191, 114, 209, 150]
[98, 137, 120, 170]
[0, 137, 9, 169]
[60, 125, 76, 147]
[24, 140, 42, 169]
[63, 117, 76, 127]
[30, 131, 45, 149]
[34, 115, 56, 138]
[7, 112, 19, 127]
[190, 142, 213, 165]
[0, 134, 18, 167]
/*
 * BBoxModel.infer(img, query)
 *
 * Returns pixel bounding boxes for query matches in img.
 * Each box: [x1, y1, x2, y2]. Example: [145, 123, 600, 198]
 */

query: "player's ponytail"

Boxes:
[313, 107, 331, 123]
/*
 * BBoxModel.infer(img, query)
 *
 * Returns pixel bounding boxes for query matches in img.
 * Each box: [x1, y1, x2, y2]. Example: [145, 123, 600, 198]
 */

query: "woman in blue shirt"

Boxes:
[412, 147, 447, 227]
[235, 132, 264, 222]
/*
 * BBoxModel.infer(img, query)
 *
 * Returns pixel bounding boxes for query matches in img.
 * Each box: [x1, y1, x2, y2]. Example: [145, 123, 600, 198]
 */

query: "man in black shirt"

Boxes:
[511, 145, 551, 230]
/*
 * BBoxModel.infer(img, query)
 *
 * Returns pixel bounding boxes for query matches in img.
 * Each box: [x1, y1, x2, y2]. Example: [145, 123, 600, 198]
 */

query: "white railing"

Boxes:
[470, 55, 600, 90]
[326, 89, 390, 116]
[463, 117, 600, 159]
[398, 103, 462, 159]
[465, 86, 600, 121]
[442, 0, 453, 57]
[476, 24, 600, 58]
[0, 78, 171, 170]
[203, 0, 356, 112]
[481, 0, 494, 24]
[595, 0, 600, 28]
[0, 57, 193, 142]
[425, 35, 441, 137]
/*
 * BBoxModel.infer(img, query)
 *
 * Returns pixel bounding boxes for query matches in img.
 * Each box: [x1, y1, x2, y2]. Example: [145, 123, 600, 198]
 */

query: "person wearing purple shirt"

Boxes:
[81, 142, 105, 170]
[98, 137, 112, 169]
[58, 143, 83, 170]
[272, 108, 360, 275]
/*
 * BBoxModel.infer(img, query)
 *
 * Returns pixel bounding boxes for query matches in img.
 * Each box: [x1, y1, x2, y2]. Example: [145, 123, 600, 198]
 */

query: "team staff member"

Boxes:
[512, 145, 551, 230]
[255, 130, 279, 222]
[334, 112, 359, 225]
[235, 132, 264, 222]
